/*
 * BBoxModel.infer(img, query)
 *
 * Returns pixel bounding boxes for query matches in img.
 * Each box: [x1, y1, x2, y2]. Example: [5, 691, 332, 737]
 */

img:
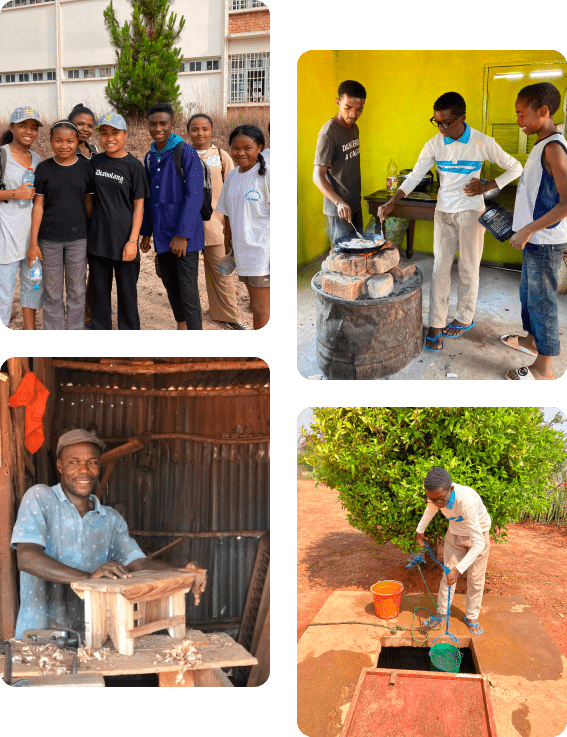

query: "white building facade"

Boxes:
[0, 0, 269, 121]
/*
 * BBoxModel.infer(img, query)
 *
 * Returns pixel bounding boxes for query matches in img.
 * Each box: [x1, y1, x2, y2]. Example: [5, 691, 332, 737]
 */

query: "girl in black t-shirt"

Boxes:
[68, 103, 98, 160]
[28, 120, 94, 330]
[68, 103, 98, 327]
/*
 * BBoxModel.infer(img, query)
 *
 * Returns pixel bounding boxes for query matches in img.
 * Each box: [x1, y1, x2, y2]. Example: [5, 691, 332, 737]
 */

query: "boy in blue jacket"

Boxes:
[140, 103, 204, 329]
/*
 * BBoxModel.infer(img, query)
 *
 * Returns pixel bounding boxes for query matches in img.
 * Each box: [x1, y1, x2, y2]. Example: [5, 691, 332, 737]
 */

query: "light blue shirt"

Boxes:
[11, 483, 145, 637]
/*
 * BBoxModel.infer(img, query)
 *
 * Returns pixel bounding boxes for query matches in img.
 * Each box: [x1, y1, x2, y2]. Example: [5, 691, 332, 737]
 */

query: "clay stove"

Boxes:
[311, 240, 423, 379]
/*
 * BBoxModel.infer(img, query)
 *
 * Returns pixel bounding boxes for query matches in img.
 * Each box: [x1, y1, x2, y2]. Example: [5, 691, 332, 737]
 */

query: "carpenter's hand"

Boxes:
[177, 560, 199, 573]
[510, 226, 531, 251]
[140, 235, 152, 254]
[463, 178, 485, 197]
[378, 201, 395, 222]
[14, 183, 35, 200]
[26, 244, 43, 268]
[446, 567, 458, 586]
[416, 532, 426, 548]
[122, 241, 138, 261]
[336, 201, 352, 223]
[169, 236, 188, 258]
[90, 561, 132, 580]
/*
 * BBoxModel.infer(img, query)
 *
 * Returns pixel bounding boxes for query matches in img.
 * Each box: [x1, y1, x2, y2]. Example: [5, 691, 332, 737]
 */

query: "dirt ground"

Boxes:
[297, 479, 567, 657]
[8, 251, 253, 330]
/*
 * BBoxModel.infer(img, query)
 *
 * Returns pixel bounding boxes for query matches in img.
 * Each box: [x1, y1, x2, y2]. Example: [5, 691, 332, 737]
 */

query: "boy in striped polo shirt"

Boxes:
[416, 467, 491, 636]
[379, 92, 522, 351]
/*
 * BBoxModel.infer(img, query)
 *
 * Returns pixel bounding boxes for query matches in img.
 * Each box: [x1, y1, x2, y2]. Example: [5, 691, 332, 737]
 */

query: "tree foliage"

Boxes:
[104, 0, 185, 118]
[301, 408, 566, 552]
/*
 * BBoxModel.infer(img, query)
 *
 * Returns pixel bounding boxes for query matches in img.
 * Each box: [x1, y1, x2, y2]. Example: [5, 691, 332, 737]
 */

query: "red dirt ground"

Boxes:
[297, 479, 567, 657]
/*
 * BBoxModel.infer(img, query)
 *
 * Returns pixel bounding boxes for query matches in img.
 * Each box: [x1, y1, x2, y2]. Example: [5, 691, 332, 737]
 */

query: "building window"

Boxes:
[46, 71, 56, 80]
[230, 0, 266, 9]
[18, 73, 30, 82]
[32, 72, 43, 82]
[182, 58, 220, 74]
[4, 74, 16, 83]
[98, 67, 113, 77]
[67, 69, 80, 79]
[83, 68, 96, 79]
[229, 52, 269, 104]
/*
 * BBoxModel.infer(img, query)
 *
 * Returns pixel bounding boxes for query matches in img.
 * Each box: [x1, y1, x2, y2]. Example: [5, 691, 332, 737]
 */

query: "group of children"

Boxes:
[0, 103, 270, 330]
[314, 80, 567, 379]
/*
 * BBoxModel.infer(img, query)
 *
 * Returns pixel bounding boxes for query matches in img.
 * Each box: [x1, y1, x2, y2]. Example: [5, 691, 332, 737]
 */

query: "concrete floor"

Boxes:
[297, 590, 567, 737]
[297, 251, 567, 380]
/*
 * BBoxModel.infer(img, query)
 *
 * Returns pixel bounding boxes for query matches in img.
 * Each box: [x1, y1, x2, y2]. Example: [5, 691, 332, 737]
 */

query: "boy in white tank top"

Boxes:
[502, 82, 567, 380]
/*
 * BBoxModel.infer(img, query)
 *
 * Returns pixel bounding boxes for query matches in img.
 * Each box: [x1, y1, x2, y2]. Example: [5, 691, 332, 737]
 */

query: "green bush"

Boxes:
[301, 408, 566, 552]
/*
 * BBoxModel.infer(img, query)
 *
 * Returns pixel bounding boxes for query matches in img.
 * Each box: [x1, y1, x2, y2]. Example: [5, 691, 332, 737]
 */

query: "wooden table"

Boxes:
[1, 629, 257, 687]
[364, 185, 516, 259]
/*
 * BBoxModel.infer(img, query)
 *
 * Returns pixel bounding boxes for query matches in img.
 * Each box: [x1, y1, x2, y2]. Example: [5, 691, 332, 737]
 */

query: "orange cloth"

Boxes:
[8, 372, 50, 454]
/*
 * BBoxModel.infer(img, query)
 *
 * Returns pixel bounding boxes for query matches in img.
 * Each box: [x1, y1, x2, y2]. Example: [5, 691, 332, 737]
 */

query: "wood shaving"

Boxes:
[162, 638, 202, 684]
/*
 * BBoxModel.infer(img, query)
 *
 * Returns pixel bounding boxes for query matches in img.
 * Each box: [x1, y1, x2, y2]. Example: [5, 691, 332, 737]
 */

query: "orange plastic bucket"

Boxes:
[371, 580, 404, 619]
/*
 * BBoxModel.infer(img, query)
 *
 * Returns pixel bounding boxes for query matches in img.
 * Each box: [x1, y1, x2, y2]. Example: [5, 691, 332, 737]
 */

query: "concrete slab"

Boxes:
[297, 251, 567, 380]
[298, 591, 567, 737]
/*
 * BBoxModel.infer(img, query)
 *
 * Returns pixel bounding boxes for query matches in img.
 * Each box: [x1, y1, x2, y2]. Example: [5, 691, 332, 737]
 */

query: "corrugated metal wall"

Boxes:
[50, 372, 269, 628]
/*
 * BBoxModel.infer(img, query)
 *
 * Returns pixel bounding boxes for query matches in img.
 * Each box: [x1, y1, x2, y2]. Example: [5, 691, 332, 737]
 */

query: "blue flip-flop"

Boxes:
[464, 616, 483, 635]
[423, 614, 444, 628]
[442, 321, 475, 338]
[425, 333, 443, 352]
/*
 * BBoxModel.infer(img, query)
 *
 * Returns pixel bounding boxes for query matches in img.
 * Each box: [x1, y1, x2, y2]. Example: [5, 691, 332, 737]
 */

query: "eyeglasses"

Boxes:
[425, 489, 451, 504]
[429, 114, 462, 130]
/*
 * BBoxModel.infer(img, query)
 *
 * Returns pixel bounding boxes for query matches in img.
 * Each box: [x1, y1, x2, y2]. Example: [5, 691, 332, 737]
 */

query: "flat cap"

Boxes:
[56, 429, 105, 457]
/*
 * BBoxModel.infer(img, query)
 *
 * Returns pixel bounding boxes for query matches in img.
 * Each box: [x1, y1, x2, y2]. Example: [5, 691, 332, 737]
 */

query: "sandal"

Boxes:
[423, 615, 444, 628]
[464, 616, 483, 635]
[425, 333, 443, 352]
[505, 366, 535, 381]
[500, 335, 537, 358]
[442, 321, 475, 338]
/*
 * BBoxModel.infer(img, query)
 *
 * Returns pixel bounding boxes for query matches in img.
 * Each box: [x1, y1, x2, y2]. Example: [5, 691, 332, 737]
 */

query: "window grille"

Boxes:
[230, 0, 266, 9]
[229, 52, 269, 103]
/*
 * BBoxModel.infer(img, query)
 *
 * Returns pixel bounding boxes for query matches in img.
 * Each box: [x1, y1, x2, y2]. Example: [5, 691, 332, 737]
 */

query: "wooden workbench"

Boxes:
[1, 629, 257, 687]
[364, 185, 516, 259]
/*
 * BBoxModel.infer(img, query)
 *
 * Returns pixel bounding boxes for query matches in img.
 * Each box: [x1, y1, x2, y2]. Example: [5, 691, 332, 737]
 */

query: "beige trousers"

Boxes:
[428, 208, 486, 328]
[437, 530, 491, 621]
[202, 244, 241, 323]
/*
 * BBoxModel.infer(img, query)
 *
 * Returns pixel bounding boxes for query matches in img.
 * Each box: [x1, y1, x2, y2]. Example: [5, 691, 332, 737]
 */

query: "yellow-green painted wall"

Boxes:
[297, 50, 340, 267]
[297, 49, 565, 268]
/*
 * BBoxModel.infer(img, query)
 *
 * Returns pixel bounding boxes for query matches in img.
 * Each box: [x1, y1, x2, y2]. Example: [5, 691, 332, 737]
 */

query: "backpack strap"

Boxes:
[144, 151, 152, 183]
[174, 141, 186, 183]
[217, 147, 225, 181]
[0, 146, 7, 189]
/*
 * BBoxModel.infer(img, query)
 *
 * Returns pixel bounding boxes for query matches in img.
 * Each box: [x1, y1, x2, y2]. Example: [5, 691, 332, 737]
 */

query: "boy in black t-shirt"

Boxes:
[313, 80, 366, 246]
[87, 113, 149, 330]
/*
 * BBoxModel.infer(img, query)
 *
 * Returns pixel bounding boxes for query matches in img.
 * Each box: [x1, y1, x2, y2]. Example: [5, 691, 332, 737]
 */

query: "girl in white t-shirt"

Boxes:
[0, 107, 43, 329]
[217, 125, 270, 329]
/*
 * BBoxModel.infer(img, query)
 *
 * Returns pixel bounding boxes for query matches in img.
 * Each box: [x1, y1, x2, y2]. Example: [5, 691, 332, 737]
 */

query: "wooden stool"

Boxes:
[71, 571, 199, 656]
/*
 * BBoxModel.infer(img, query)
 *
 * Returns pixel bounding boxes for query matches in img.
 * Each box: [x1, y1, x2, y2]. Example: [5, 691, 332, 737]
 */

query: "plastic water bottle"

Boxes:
[387, 159, 398, 193]
[20, 168, 34, 207]
[29, 257, 42, 289]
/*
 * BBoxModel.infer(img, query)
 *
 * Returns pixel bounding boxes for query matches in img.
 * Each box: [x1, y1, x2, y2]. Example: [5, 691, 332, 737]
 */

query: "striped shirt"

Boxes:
[416, 482, 491, 573]
[401, 124, 522, 213]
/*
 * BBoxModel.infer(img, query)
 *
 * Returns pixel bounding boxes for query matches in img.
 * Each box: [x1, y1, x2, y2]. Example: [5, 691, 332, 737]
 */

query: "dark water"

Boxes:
[377, 646, 477, 674]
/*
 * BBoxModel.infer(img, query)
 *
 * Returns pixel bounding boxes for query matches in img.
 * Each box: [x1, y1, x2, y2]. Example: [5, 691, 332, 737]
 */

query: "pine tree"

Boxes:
[103, 0, 186, 119]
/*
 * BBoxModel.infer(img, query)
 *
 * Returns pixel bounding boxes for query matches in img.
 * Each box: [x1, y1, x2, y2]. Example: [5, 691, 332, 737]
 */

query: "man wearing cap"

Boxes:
[11, 429, 199, 638]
